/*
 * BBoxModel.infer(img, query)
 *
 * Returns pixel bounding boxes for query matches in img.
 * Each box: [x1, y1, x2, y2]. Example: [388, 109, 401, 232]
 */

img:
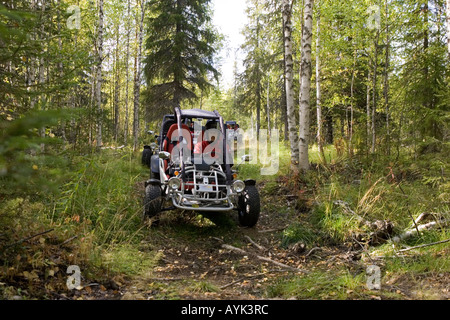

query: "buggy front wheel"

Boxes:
[237, 185, 260, 228]
[143, 184, 162, 220]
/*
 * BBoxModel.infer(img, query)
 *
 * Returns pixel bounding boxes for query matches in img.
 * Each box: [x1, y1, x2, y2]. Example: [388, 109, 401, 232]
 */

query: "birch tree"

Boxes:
[133, 0, 145, 151]
[447, 0, 450, 57]
[298, 0, 314, 171]
[124, 0, 131, 145]
[282, 0, 299, 168]
[96, 0, 104, 148]
[315, 12, 324, 159]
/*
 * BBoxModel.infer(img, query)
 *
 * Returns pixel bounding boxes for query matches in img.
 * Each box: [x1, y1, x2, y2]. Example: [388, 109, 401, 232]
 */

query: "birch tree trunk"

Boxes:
[90, 64, 95, 145]
[447, 0, 450, 58]
[114, 26, 120, 143]
[298, 0, 314, 171]
[133, 0, 145, 151]
[316, 14, 324, 159]
[256, 18, 261, 140]
[39, 0, 47, 152]
[349, 52, 355, 157]
[371, 31, 379, 154]
[96, 0, 104, 148]
[282, 0, 299, 168]
[124, 0, 131, 145]
[384, 0, 390, 156]
[366, 67, 371, 151]
[267, 76, 271, 135]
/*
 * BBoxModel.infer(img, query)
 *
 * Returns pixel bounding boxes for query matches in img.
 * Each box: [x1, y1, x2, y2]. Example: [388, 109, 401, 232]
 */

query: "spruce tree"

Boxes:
[144, 0, 219, 117]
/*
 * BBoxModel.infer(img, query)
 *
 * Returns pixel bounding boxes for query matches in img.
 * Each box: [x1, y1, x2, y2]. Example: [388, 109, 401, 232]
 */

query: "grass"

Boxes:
[0, 147, 158, 298]
[265, 143, 449, 300]
[1, 138, 448, 299]
[54, 150, 147, 246]
[265, 268, 370, 300]
[101, 244, 162, 276]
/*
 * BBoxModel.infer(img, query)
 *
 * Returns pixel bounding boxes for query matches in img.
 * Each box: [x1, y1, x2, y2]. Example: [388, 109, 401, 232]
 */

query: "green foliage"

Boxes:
[55, 150, 147, 246]
[101, 244, 162, 276]
[144, 0, 221, 117]
[281, 223, 319, 247]
[266, 268, 367, 300]
[0, 110, 79, 195]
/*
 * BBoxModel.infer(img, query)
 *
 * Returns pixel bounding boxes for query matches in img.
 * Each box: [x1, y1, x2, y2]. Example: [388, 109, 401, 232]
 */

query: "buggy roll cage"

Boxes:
[169, 107, 233, 187]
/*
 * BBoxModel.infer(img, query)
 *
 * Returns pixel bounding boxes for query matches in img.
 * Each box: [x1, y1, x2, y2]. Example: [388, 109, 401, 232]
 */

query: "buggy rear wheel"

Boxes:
[142, 147, 152, 168]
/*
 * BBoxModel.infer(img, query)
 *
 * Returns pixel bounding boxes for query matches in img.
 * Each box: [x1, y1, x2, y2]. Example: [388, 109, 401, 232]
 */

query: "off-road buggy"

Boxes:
[143, 107, 260, 227]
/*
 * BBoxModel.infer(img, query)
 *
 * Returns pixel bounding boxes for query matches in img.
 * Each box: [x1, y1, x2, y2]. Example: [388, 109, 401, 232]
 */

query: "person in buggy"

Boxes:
[143, 107, 260, 228]
[193, 120, 227, 162]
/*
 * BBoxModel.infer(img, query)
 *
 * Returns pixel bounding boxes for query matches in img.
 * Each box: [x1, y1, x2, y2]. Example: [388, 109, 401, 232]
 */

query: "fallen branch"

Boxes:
[101, 145, 125, 150]
[59, 235, 78, 247]
[220, 273, 267, 290]
[149, 277, 184, 282]
[397, 239, 450, 253]
[221, 244, 307, 273]
[4, 229, 54, 249]
[258, 226, 288, 233]
[413, 212, 433, 226]
[243, 235, 266, 252]
[392, 220, 450, 243]
[304, 247, 322, 258]
[397, 183, 421, 236]
[334, 200, 394, 245]
[334, 200, 369, 227]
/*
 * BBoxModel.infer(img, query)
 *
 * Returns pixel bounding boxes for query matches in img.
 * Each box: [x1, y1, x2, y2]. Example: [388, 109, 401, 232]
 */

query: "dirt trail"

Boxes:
[117, 182, 346, 300]
[116, 180, 449, 301]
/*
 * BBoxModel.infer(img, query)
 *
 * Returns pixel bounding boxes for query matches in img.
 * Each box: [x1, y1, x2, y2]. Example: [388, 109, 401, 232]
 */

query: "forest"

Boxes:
[0, 0, 449, 301]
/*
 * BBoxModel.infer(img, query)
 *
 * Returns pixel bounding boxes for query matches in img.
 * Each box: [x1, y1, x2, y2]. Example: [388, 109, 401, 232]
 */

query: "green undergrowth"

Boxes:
[272, 145, 449, 299]
[0, 147, 158, 298]
[265, 268, 376, 300]
[281, 144, 449, 248]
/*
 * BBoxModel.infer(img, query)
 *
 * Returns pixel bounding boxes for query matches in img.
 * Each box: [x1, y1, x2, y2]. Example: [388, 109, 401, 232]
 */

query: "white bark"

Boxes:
[39, 0, 47, 152]
[96, 0, 104, 148]
[266, 76, 271, 135]
[124, 0, 131, 145]
[282, 0, 299, 167]
[350, 53, 355, 156]
[133, 0, 145, 151]
[366, 68, 371, 148]
[447, 0, 450, 58]
[298, 0, 314, 171]
[316, 14, 323, 155]
[384, 0, 390, 156]
[392, 220, 450, 243]
[371, 31, 379, 154]
[114, 26, 120, 142]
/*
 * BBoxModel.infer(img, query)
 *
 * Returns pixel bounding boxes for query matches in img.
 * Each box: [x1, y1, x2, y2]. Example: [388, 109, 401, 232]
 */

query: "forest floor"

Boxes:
[1, 148, 449, 300]
[114, 180, 449, 301]
[65, 179, 448, 301]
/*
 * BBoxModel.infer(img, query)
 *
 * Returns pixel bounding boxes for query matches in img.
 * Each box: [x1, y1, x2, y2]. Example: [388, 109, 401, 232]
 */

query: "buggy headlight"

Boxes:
[232, 180, 245, 193]
[168, 177, 181, 190]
